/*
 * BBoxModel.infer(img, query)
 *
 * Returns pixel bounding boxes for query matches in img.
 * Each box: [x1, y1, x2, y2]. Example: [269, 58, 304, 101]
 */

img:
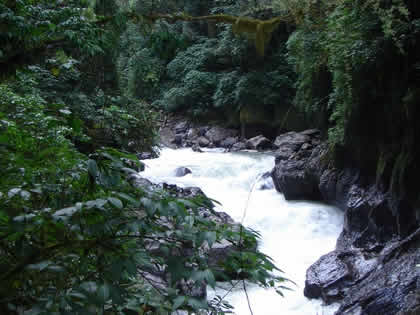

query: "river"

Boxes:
[140, 147, 343, 315]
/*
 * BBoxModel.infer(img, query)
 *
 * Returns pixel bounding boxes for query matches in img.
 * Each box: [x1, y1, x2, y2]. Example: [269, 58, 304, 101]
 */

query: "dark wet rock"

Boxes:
[336, 228, 420, 314]
[175, 121, 189, 134]
[204, 126, 238, 146]
[137, 151, 158, 160]
[197, 126, 210, 137]
[304, 251, 352, 302]
[220, 136, 238, 148]
[230, 141, 247, 152]
[172, 134, 183, 146]
[245, 135, 272, 150]
[192, 143, 203, 152]
[197, 136, 210, 147]
[272, 130, 319, 163]
[187, 127, 199, 140]
[271, 157, 321, 200]
[270, 129, 420, 314]
[257, 172, 275, 190]
[300, 129, 321, 136]
[304, 250, 378, 304]
[273, 131, 311, 150]
[175, 166, 192, 177]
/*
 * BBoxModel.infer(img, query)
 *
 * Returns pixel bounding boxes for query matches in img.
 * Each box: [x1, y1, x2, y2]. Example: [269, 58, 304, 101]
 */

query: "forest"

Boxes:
[1, 0, 420, 314]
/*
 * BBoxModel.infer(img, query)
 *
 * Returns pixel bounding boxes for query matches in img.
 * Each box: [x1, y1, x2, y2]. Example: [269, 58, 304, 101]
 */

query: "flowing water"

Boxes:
[140, 147, 344, 315]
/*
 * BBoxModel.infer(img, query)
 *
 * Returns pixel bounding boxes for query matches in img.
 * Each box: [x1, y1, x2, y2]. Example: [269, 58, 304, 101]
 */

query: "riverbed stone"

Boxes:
[198, 136, 210, 147]
[204, 126, 238, 145]
[230, 141, 247, 151]
[273, 131, 311, 150]
[245, 135, 272, 150]
[175, 166, 192, 177]
[175, 121, 189, 134]
[220, 136, 238, 148]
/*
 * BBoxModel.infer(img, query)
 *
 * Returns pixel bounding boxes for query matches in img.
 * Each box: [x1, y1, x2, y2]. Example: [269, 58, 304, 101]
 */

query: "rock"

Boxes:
[197, 127, 209, 137]
[204, 126, 238, 146]
[271, 158, 322, 200]
[336, 228, 420, 314]
[270, 129, 420, 314]
[304, 251, 353, 303]
[197, 136, 210, 147]
[230, 141, 247, 152]
[175, 167, 192, 177]
[121, 157, 144, 172]
[272, 130, 320, 163]
[301, 142, 312, 150]
[187, 127, 199, 140]
[175, 121, 189, 134]
[137, 151, 157, 160]
[245, 135, 272, 150]
[300, 129, 321, 136]
[172, 134, 183, 146]
[192, 144, 203, 152]
[273, 131, 311, 150]
[220, 137, 238, 148]
[257, 172, 274, 190]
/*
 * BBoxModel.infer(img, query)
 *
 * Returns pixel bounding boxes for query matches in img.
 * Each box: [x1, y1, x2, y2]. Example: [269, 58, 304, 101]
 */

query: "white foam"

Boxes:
[141, 148, 343, 315]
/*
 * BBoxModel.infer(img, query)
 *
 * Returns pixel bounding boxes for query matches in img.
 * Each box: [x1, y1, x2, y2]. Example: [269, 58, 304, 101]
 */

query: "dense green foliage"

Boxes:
[285, 0, 420, 202]
[0, 0, 290, 314]
[3, 0, 420, 312]
[114, 0, 298, 133]
[130, 0, 420, 203]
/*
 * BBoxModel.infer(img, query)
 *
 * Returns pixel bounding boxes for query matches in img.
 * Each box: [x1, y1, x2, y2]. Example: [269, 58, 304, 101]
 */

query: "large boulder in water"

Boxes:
[197, 136, 210, 147]
[220, 136, 238, 149]
[245, 135, 272, 150]
[175, 166, 192, 177]
[204, 126, 238, 146]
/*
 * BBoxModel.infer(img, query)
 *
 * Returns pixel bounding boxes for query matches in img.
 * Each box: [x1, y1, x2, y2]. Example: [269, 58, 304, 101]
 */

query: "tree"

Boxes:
[0, 1, 290, 314]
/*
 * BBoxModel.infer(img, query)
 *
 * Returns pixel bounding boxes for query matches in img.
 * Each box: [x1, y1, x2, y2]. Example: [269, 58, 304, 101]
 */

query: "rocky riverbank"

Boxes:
[158, 115, 274, 152]
[152, 115, 420, 314]
[270, 130, 420, 315]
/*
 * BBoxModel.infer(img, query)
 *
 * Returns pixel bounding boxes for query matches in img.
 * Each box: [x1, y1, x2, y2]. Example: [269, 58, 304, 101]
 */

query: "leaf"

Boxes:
[203, 269, 216, 288]
[141, 197, 156, 216]
[26, 261, 52, 271]
[46, 265, 65, 273]
[187, 298, 207, 310]
[80, 281, 97, 294]
[97, 283, 110, 303]
[108, 197, 123, 209]
[68, 291, 87, 300]
[87, 159, 99, 178]
[51, 67, 60, 76]
[204, 231, 217, 247]
[116, 192, 140, 207]
[172, 296, 186, 310]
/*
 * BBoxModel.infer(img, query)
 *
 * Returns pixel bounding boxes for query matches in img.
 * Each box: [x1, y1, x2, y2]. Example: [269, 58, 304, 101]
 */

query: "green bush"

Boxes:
[160, 70, 219, 115]
[0, 77, 288, 314]
[166, 39, 219, 81]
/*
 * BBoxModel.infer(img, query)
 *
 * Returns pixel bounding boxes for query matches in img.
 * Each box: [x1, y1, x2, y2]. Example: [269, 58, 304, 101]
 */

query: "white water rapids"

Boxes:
[140, 147, 344, 315]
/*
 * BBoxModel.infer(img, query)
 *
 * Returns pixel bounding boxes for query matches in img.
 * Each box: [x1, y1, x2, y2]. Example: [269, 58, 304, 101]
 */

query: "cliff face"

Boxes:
[271, 130, 420, 314]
